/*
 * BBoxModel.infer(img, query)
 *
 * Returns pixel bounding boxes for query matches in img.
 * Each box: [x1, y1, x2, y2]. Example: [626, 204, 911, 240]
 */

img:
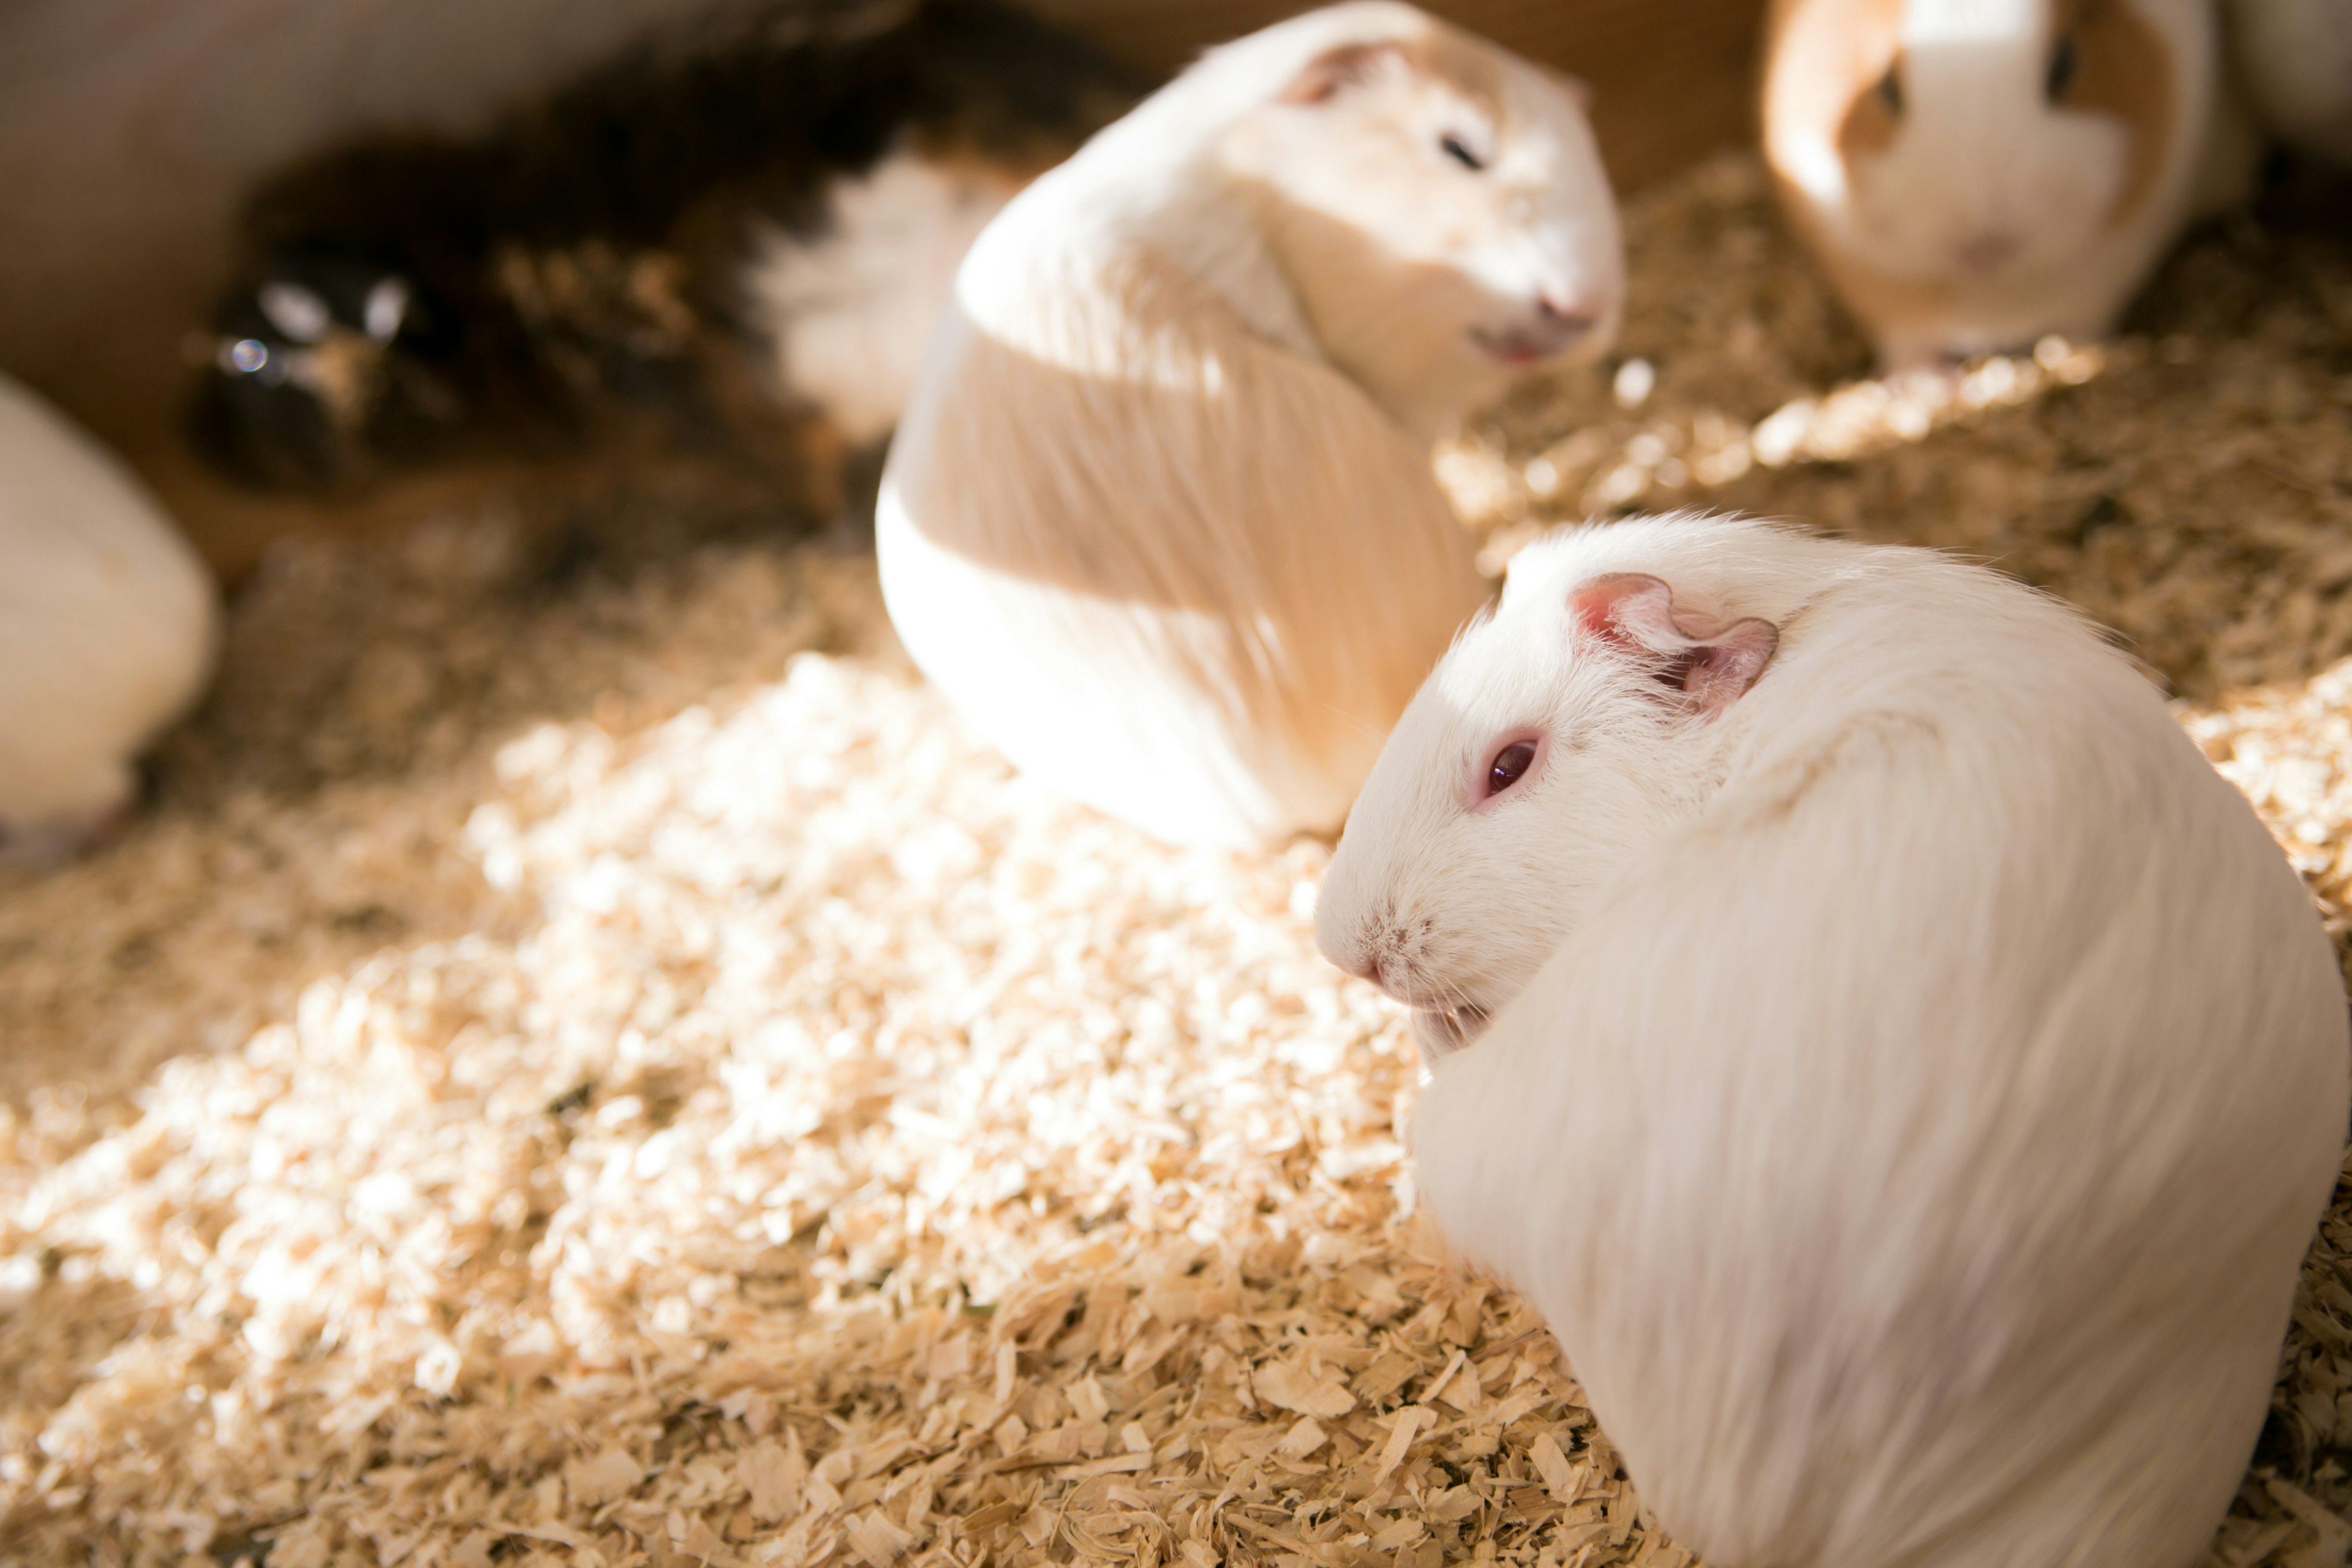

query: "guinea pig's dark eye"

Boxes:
[1875, 61, 1904, 116]
[1485, 740, 1537, 798]
[1440, 133, 1487, 172]
[2046, 34, 2078, 100]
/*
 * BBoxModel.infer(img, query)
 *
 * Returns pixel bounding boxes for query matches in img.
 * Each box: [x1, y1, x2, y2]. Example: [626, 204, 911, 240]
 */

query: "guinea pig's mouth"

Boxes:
[1471, 305, 1602, 367]
[1470, 325, 1579, 366]
[1410, 1002, 1491, 1061]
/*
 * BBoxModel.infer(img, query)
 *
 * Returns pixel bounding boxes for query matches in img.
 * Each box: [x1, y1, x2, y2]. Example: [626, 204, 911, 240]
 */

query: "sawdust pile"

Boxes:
[4, 151, 2351, 1568]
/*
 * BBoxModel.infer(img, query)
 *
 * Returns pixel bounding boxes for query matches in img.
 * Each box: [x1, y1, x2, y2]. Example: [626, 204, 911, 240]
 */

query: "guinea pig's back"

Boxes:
[1414, 560, 2346, 1567]
[878, 165, 1485, 846]
[0, 378, 218, 826]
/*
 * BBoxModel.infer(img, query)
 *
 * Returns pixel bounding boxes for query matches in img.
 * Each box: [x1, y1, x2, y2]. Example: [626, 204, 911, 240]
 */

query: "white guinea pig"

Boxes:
[1762, 0, 2247, 366]
[0, 375, 219, 863]
[877, 1, 1623, 850]
[2225, 0, 2352, 165]
[1319, 513, 2347, 1568]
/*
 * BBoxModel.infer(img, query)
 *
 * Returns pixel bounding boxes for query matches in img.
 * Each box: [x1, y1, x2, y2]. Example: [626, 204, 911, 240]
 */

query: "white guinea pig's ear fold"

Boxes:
[1570, 572, 1779, 717]
[1678, 618, 1778, 714]
[1280, 40, 1408, 105]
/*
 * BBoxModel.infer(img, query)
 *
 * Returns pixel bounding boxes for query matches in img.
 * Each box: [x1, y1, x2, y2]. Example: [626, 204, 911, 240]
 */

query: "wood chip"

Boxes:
[741, 1438, 804, 1523]
[1374, 1406, 1436, 1486]
[1532, 1434, 1580, 1505]
[565, 1450, 644, 1508]
[1254, 1358, 1356, 1420]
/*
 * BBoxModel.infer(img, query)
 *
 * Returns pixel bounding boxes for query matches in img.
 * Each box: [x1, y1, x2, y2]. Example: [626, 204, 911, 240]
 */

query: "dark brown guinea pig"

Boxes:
[185, 0, 1142, 494]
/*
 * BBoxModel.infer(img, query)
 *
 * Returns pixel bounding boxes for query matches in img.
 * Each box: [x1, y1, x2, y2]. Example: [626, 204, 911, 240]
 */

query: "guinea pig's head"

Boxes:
[1221, 4, 1624, 437]
[1763, 0, 2188, 358]
[1316, 551, 1777, 1058]
[187, 251, 454, 488]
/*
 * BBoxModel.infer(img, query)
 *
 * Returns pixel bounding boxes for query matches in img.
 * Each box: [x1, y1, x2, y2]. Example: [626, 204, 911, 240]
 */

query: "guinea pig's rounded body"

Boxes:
[0, 375, 219, 860]
[1320, 514, 2347, 1567]
[1763, 0, 2237, 365]
[877, 1, 1623, 848]
[2226, 0, 2352, 165]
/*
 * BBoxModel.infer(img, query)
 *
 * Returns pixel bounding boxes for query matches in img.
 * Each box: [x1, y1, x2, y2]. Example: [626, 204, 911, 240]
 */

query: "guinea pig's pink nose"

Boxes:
[1954, 232, 2019, 275]
[1536, 292, 1599, 330]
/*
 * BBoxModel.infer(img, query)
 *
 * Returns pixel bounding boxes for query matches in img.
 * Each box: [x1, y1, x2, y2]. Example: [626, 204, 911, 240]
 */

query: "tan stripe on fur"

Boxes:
[2056, 0, 2176, 228]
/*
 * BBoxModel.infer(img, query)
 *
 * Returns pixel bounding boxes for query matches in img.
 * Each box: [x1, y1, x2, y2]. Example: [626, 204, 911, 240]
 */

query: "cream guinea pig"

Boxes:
[876, 1, 1624, 850]
[1762, 0, 2251, 366]
[0, 375, 219, 864]
[1318, 513, 2347, 1568]
[2225, 0, 2352, 165]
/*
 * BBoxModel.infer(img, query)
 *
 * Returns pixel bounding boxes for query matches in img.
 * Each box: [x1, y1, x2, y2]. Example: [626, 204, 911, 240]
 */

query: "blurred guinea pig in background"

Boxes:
[184, 0, 1142, 496]
[2227, 0, 2352, 166]
[879, 0, 1624, 851]
[1, 375, 218, 866]
[1761, 0, 2250, 366]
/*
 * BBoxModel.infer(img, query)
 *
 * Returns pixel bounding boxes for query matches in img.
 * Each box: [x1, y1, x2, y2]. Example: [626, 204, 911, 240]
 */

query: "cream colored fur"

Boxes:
[1322, 514, 2348, 1567]
[745, 149, 1028, 447]
[876, 1, 1621, 848]
[0, 374, 217, 858]
[2226, 0, 2352, 164]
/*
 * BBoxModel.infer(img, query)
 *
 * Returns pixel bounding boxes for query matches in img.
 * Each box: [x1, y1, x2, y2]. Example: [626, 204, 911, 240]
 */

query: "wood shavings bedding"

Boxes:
[1, 149, 2349, 1568]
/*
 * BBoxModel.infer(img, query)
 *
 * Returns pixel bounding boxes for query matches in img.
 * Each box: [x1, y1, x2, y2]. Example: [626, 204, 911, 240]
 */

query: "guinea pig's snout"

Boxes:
[1472, 291, 1602, 366]
[1317, 899, 1399, 989]
[1536, 291, 1599, 332]
[1322, 921, 1387, 986]
[1345, 913, 1436, 1005]
[1953, 230, 2021, 276]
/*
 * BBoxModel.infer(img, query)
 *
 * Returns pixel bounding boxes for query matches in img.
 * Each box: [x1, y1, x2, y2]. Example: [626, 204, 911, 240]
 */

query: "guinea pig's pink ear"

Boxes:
[1570, 572, 1779, 717]
[1569, 572, 1676, 644]
[1677, 617, 1778, 714]
[1280, 41, 1407, 105]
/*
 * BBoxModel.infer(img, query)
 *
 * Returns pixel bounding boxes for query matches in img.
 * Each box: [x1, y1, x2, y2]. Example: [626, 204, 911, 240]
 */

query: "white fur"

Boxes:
[0, 374, 217, 857]
[1907, 0, 2040, 42]
[745, 149, 1025, 447]
[877, 2, 1623, 849]
[1765, 0, 2228, 366]
[1319, 513, 2348, 1567]
[2226, 0, 2352, 164]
